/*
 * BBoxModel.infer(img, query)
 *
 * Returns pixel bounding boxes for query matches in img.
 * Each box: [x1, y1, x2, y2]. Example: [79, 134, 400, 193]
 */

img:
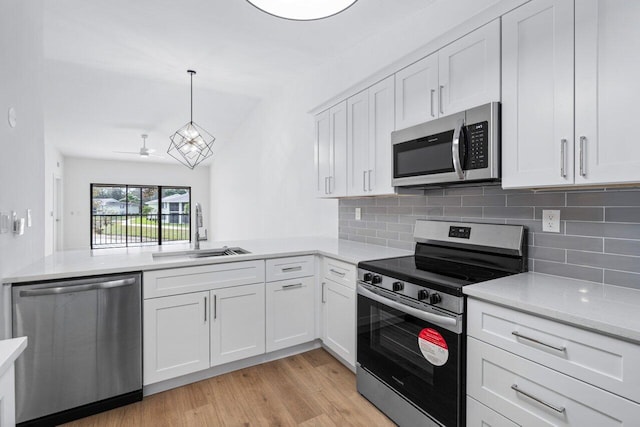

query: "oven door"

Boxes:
[357, 283, 463, 427]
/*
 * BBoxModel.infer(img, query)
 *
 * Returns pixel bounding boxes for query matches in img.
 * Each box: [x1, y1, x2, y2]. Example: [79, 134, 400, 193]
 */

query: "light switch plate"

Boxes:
[542, 210, 561, 233]
[27, 209, 32, 227]
[355, 208, 361, 221]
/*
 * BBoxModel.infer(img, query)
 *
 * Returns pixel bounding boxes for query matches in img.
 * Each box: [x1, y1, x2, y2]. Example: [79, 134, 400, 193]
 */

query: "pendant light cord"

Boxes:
[188, 69, 196, 123]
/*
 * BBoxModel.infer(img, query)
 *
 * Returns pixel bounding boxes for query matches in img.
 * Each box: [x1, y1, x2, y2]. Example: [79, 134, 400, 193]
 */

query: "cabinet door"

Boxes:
[329, 101, 348, 197]
[368, 76, 396, 196]
[143, 291, 210, 385]
[438, 20, 501, 115]
[314, 109, 331, 197]
[395, 53, 439, 130]
[501, 0, 574, 188]
[467, 396, 520, 427]
[265, 277, 315, 352]
[321, 279, 355, 367]
[211, 283, 265, 366]
[347, 90, 370, 197]
[575, 1, 640, 185]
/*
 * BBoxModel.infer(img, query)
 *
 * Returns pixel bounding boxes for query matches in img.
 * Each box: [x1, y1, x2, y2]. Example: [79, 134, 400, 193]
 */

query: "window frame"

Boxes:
[90, 183, 192, 249]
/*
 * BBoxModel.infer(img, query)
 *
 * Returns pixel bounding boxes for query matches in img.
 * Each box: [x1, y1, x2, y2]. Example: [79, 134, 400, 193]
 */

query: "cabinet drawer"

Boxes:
[143, 260, 265, 299]
[468, 337, 640, 426]
[468, 299, 640, 403]
[266, 276, 315, 352]
[466, 396, 520, 427]
[322, 257, 356, 290]
[265, 255, 314, 282]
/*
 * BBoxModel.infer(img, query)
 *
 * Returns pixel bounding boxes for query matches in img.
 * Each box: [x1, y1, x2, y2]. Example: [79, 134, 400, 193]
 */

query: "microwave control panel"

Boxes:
[464, 121, 488, 170]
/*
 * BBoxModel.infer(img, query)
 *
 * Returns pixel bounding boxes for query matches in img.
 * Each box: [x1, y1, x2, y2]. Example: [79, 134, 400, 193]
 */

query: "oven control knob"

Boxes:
[417, 289, 429, 301]
[392, 282, 404, 292]
[429, 293, 442, 305]
[363, 273, 373, 282]
[372, 275, 382, 284]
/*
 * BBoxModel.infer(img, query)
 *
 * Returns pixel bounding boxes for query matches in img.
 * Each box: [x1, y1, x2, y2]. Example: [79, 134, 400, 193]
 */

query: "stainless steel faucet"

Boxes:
[194, 202, 203, 250]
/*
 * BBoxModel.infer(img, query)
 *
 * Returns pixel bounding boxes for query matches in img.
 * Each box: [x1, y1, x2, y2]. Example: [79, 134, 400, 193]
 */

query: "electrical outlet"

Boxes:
[542, 209, 561, 233]
[355, 208, 362, 221]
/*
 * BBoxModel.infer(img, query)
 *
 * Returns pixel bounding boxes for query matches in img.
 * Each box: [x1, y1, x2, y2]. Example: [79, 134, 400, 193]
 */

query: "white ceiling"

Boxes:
[43, 0, 438, 163]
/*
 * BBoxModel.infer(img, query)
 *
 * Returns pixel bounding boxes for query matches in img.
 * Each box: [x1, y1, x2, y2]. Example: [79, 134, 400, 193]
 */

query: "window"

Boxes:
[91, 184, 191, 249]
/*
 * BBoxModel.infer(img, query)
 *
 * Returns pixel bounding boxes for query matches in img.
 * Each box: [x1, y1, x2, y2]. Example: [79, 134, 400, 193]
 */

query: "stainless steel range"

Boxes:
[356, 220, 527, 427]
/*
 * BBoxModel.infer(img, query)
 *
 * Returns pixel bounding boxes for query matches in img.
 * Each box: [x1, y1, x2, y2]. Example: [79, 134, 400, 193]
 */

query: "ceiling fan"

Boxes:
[114, 134, 163, 158]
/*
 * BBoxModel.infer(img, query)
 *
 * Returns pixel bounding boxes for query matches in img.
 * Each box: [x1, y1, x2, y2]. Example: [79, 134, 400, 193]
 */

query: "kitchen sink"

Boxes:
[152, 246, 250, 260]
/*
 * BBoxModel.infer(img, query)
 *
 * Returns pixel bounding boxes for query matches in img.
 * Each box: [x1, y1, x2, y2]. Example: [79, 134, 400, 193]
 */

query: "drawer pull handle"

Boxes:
[329, 269, 346, 277]
[282, 266, 302, 272]
[512, 331, 566, 352]
[282, 283, 303, 290]
[511, 384, 565, 414]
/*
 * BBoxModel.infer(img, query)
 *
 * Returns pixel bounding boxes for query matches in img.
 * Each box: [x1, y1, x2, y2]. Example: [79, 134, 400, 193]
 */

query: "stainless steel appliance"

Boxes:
[392, 102, 500, 188]
[12, 273, 142, 426]
[357, 220, 527, 427]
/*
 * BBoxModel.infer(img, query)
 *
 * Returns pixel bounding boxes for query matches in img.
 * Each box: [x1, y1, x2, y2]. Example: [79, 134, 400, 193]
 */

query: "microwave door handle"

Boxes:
[452, 119, 465, 180]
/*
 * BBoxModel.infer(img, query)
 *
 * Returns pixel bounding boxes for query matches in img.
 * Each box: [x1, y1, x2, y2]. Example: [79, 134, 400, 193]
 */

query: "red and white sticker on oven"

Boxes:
[418, 328, 449, 366]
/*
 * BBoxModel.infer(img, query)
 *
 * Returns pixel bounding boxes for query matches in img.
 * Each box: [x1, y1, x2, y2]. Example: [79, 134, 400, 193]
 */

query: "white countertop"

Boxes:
[464, 272, 640, 343]
[2, 237, 412, 284]
[0, 337, 27, 377]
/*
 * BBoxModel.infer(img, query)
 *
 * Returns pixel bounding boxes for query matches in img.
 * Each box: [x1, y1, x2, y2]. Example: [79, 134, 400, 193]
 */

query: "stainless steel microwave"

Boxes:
[392, 102, 500, 188]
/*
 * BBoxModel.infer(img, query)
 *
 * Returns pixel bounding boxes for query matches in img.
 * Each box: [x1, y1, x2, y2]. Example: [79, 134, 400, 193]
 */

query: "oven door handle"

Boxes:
[358, 284, 457, 327]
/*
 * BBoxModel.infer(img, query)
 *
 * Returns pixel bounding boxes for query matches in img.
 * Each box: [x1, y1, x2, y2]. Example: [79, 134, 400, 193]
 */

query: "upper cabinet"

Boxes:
[395, 20, 501, 130]
[315, 102, 347, 197]
[574, 0, 640, 185]
[503, 0, 640, 188]
[347, 76, 395, 197]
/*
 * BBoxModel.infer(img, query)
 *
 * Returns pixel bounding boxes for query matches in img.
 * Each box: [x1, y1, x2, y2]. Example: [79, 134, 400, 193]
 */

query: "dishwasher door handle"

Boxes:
[19, 278, 137, 297]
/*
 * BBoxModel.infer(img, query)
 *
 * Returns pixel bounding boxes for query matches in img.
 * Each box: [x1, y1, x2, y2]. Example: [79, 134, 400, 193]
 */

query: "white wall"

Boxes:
[63, 157, 210, 250]
[209, 0, 511, 240]
[44, 144, 64, 255]
[0, 0, 44, 337]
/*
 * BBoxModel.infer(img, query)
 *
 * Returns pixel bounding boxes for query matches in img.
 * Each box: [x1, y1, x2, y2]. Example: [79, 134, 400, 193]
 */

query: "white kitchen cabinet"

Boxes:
[395, 53, 439, 130]
[467, 297, 640, 426]
[468, 337, 640, 426]
[266, 276, 315, 352]
[315, 102, 347, 198]
[395, 20, 500, 130]
[466, 396, 520, 427]
[347, 76, 395, 196]
[210, 283, 265, 366]
[438, 19, 501, 116]
[143, 291, 210, 385]
[502, 0, 574, 188]
[322, 279, 356, 368]
[320, 257, 356, 368]
[574, 1, 640, 185]
[503, 0, 640, 188]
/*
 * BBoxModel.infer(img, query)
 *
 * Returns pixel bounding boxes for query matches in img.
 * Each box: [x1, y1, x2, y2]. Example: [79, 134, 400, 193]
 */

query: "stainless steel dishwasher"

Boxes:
[12, 273, 142, 426]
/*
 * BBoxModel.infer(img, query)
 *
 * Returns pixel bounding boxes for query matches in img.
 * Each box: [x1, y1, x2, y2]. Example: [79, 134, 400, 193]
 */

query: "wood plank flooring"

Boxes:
[62, 349, 395, 427]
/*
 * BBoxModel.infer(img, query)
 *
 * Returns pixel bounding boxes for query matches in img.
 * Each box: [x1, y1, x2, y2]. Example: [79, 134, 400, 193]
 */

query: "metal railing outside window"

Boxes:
[91, 184, 191, 249]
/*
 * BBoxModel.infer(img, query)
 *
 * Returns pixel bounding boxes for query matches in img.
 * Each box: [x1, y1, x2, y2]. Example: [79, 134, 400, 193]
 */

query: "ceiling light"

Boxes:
[167, 70, 215, 169]
[246, 0, 358, 21]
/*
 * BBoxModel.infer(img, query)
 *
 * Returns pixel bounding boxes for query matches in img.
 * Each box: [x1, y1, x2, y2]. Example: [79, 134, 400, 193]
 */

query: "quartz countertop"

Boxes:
[0, 337, 27, 377]
[2, 237, 412, 284]
[464, 272, 640, 343]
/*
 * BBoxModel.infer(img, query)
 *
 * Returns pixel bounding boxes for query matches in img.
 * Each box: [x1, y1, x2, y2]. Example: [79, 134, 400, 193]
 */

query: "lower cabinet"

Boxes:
[210, 283, 265, 366]
[143, 291, 210, 385]
[322, 278, 356, 367]
[466, 396, 519, 427]
[265, 276, 315, 352]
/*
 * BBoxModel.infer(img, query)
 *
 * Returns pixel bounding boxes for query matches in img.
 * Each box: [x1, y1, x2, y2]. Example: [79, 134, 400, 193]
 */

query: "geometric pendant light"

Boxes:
[246, 0, 358, 21]
[167, 70, 215, 169]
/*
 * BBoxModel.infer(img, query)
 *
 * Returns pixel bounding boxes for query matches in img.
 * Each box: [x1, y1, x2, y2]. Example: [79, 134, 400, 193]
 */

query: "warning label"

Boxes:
[418, 328, 449, 366]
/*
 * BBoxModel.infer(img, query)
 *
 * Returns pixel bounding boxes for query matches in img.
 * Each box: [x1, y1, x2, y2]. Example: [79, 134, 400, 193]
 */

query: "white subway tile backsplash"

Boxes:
[338, 185, 640, 288]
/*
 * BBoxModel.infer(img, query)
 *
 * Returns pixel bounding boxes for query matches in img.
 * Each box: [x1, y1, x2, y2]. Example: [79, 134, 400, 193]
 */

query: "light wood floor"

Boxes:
[62, 349, 395, 427]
